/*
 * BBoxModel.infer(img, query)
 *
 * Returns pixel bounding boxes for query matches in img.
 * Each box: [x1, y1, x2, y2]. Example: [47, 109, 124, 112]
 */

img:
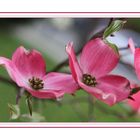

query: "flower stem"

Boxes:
[16, 88, 25, 104]
[26, 93, 32, 116]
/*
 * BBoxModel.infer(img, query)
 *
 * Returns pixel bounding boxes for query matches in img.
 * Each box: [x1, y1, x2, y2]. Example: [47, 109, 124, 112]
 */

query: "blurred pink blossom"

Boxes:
[128, 38, 140, 113]
[128, 91, 140, 113]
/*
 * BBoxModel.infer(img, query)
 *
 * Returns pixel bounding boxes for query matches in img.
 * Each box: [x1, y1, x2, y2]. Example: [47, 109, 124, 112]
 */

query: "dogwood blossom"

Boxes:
[0, 47, 79, 99]
[66, 38, 131, 105]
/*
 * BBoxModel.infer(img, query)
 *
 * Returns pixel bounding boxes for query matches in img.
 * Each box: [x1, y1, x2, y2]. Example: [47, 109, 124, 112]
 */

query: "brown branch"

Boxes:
[119, 47, 129, 51]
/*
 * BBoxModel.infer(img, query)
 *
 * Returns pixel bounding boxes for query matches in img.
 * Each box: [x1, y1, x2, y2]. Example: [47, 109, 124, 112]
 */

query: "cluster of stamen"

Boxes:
[82, 74, 97, 86]
[28, 77, 44, 90]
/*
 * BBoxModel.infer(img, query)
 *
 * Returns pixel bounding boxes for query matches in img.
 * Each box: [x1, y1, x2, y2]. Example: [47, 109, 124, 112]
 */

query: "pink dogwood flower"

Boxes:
[66, 38, 131, 106]
[127, 38, 140, 112]
[128, 91, 140, 113]
[128, 83, 140, 113]
[129, 38, 140, 80]
[0, 46, 79, 99]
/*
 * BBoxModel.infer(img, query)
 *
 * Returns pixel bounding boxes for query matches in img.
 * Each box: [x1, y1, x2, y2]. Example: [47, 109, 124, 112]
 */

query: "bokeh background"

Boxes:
[0, 18, 140, 122]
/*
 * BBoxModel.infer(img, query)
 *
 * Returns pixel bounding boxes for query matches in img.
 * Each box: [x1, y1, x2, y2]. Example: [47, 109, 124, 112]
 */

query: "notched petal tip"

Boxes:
[65, 41, 82, 82]
[66, 41, 74, 53]
[13, 46, 43, 58]
[102, 93, 117, 106]
[56, 95, 64, 101]
[17, 46, 30, 55]
[12, 46, 46, 78]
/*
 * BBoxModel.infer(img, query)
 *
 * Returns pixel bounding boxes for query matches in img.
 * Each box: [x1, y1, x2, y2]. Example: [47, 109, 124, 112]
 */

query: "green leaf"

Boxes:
[103, 20, 126, 39]
[104, 39, 119, 54]
[8, 103, 20, 120]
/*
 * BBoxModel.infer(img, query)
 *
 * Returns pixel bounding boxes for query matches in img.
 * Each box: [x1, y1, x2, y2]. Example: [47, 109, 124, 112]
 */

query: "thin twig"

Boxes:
[16, 88, 25, 104]
[119, 47, 129, 51]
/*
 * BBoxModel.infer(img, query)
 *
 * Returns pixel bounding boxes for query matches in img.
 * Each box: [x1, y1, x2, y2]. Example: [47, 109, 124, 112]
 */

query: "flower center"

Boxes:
[28, 77, 44, 90]
[82, 74, 97, 86]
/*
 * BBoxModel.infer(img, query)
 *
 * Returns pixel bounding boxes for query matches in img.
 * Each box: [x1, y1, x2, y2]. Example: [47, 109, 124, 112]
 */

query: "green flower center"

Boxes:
[28, 77, 44, 90]
[82, 74, 97, 86]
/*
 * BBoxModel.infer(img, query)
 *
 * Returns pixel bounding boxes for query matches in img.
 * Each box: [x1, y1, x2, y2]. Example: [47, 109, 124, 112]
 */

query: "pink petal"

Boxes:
[43, 72, 80, 94]
[79, 81, 117, 106]
[128, 38, 135, 54]
[26, 88, 64, 99]
[127, 92, 140, 112]
[0, 57, 27, 87]
[97, 75, 130, 105]
[66, 42, 82, 82]
[80, 38, 119, 78]
[134, 48, 140, 79]
[26, 72, 80, 99]
[12, 46, 46, 79]
[79, 75, 130, 106]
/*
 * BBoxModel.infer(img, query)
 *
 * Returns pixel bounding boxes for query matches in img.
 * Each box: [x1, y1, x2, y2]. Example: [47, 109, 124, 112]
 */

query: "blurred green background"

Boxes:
[0, 18, 140, 122]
